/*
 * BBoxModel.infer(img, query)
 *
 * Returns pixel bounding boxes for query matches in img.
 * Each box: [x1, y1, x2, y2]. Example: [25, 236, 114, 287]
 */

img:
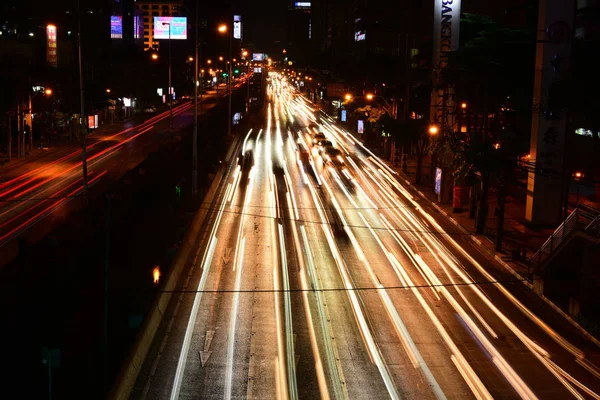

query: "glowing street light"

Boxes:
[219, 56, 224, 61]
[344, 93, 353, 101]
[151, 53, 159, 60]
[573, 171, 584, 180]
[461, 102, 467, 109]
[366, 93, 375, 101]
[428, 125, 439, 135]
[105, 88, 111, 93]
[242, 50, 248, 57]
[44, 88, 53, 96]
[207, 59, 212, 64]
[218, 24, 227, 33]
[188, 56, 194, 62]
[152, 266, 161, 285]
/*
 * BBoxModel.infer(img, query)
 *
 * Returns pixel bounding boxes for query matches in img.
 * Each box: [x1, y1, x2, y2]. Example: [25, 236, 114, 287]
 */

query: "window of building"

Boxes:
[142, 5, 148, 9]
[152, 5, 158, 9]
[143, 17, 149, 22]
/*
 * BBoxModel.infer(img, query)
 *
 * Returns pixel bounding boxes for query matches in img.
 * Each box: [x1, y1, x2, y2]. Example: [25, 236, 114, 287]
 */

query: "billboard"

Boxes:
[357, 120, 364, 134]
[46, 25, 57, 67]
[233, 15, 242, 40]
[111, 16, 123, 39]
[341, 110, 347, 122]
[134, 14, 143, 40]
[294, 2, 311, 8]
[153, 17, 188, 40]
[252, 53, 265, 61]
[354, 31, 365, 41]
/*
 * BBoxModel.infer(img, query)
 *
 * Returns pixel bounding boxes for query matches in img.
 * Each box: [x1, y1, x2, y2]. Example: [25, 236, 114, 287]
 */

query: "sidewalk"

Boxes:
[376, 149, 556, 279]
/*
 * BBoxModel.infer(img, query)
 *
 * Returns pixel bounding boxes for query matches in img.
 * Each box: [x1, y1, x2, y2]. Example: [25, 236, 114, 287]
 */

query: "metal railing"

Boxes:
[530, 205, 600, 268]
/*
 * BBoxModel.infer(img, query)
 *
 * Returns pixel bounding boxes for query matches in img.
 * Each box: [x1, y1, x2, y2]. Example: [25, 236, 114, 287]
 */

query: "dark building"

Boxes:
[287, 1, 313, 65]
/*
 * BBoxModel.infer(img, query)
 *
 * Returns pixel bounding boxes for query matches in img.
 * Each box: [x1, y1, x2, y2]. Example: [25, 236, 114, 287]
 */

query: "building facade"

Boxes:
[135, 0, 181, 51]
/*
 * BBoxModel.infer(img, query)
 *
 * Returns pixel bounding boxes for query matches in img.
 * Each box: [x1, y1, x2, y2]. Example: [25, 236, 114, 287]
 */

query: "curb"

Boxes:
[393, 164, 600, 349]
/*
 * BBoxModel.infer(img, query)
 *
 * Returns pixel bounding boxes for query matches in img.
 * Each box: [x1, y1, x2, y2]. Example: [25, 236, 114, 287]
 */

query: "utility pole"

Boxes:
[192, 0, 199, 195]
[168, 23, 173, 135]
[77, 0, 89, 205]
[103, 194, 111, 395]
[227, 28, 233, 138]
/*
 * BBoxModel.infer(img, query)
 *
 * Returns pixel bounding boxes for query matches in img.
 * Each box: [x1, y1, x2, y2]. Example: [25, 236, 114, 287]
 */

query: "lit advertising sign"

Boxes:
[233, 15, 242, 40]
[254, 67, 262, 73]
[46, 25, 57, 68]
[134, 14, 143, 39]
[354, 31, 365, 41]
[294, 2, 311, 8]
[341, 110, 347, 122]
[357, 120, 364, 134]
[252, 53, 264, 61]
[153, 17, 188, 40]
[111, 16, 123, 39]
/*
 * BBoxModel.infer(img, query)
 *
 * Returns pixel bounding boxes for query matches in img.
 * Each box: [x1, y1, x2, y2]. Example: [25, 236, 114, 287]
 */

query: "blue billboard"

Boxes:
[154, 17, 188, 40]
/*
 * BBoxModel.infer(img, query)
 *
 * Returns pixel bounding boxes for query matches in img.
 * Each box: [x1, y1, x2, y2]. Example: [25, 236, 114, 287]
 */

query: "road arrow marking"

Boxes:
[222, 247, 232, 265]
[198, 330, 215, 367]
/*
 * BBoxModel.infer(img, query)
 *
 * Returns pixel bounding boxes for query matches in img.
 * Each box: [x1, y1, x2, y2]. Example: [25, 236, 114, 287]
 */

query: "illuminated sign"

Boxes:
[254, 67, 262, 73]
[46, 25, 57, 67]
[435, 168, 442, 195]
[123, 97, 131, 107]
[252, 53, 264, 61]
[294, 2, 311, 8]
[153, 17, 188, 40]
[354, 31, 365, 41]
[134, 14, 143, 39]
[233, 15, 242, 40]
[341, 110, 347, 122]
[111, 16, 123, 39]
[157, 88, 163, 96]
[357, 120, 364, 134]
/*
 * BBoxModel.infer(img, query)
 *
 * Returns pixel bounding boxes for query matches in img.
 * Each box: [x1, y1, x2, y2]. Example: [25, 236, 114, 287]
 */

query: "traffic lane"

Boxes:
[347, 155, 586, 398]
[322, 167, 481, 399]
[131, 125, 243, 400]
[356, 157, 600, 397]
[411, 200, 600, 396]
[176, 168, 251, 399]
[239, 131, 279, 400]
[279, 132, 393, 399]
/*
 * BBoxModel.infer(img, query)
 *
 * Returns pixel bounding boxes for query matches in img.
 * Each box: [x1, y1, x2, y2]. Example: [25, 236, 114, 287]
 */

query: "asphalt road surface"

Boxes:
[133, 73, 600, 400]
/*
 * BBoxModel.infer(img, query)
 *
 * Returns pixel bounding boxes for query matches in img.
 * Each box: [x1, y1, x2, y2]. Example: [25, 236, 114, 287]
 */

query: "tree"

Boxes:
[437, 14, 535, 232]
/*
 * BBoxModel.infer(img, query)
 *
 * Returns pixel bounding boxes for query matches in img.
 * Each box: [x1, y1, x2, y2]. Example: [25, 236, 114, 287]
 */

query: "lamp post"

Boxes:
[218, 24, 232, 138]
[192, 0, 200, 195]
[77, 0, 89, 205]
[161, 21, 173, 135]
[365, 93, 397, 119]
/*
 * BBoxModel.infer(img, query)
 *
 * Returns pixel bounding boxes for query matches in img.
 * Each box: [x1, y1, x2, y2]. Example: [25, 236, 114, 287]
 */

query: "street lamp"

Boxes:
[428, 125, 439, 135]
[44, 88, 53, 96]
[365, 93, 396, 119]
[151, 53, 159, 60]
[573, 171, 584, 205]
[344, 93, 353, 101]
[161, 21, 173, 135]
[207, 59, 212, 64]
[461, 102, 467, 109]
[217, 23, 233, 138]
[105, 88, 111, 94]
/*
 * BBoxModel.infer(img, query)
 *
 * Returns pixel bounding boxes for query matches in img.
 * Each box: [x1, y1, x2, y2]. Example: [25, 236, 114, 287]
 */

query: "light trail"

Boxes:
[169, 182, 232, 400]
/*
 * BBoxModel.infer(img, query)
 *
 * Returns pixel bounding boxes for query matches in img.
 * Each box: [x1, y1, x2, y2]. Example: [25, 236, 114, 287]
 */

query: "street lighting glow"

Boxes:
[207, 59, 212, 64]
[106, 88, 111, 93]
[219, 56, 224, 61]
[188, 56, 194, 62]
[573, 171, 584, 180]
[461, 102, 467, 109]
[151, 53, 159, 60]
[428, 125, 439, 135]
[44, 88, 53, 96]
[344, 94, 353, 101]
[242, 50, 248, 57]
[218, 24, 227, 33]
[366, 93, 374, 101]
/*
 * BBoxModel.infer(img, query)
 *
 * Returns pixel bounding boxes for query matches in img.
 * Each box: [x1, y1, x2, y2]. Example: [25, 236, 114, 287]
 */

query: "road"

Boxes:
[133, 73, 600, 399]
[0, 88, 236, 261]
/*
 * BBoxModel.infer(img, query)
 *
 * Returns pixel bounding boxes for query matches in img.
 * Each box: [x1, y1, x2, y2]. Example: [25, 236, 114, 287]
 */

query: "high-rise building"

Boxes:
[135, 0, 181, 51]
[287, 1, 313, 64]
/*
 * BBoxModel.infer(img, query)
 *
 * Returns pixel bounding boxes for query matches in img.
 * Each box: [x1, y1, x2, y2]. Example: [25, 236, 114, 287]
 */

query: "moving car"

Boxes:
[313, 133, 326, 144]
[323, 147, 345, 167]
